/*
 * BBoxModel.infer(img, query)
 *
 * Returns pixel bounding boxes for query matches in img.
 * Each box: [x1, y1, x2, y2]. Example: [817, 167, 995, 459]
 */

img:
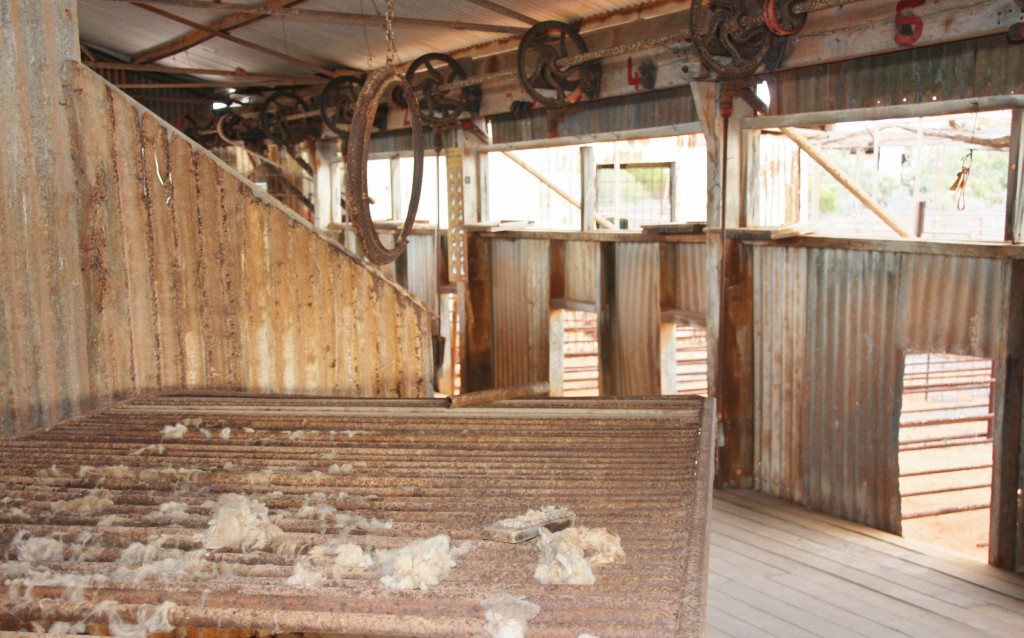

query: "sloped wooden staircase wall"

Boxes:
[0, 1, 433, 438]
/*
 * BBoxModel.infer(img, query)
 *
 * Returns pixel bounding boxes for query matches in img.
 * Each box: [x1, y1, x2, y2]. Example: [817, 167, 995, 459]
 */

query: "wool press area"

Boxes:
[3, 1, 1024, 637]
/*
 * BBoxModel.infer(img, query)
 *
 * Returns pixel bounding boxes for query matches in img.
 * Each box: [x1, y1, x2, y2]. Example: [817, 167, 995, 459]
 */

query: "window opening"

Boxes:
[898, 351, 995, 561]
[756, 110, 1012, 241]
[596, 162, 674, 229]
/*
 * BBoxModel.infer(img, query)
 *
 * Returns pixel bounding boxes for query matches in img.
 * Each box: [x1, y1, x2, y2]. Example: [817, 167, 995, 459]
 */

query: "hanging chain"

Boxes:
[384, 0, 398, 67]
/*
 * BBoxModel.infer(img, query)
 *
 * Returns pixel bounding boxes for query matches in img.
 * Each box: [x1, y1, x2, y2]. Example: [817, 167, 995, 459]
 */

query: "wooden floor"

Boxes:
[708, 489, 1024, 638]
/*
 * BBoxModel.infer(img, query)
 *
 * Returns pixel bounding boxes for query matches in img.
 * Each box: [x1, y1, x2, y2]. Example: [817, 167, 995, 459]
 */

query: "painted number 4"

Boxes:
[895, 0, 925, 46]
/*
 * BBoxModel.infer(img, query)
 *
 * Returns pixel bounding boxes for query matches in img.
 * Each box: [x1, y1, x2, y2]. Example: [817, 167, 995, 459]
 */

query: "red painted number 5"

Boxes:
[895, 0, 925, 46]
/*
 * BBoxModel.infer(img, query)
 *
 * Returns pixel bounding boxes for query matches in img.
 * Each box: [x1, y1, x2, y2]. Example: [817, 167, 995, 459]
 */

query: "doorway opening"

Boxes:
[898, 351, 995, 561]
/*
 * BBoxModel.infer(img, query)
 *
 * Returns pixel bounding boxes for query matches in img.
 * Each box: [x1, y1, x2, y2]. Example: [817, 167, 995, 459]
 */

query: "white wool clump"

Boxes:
[161, 423, 188, 440]
[496, 505, 566, 529]
[79, 465, 135, 481]
[199, 427, 212, 439]
[242, 427, 256, 434]
[125, 549, 215, 582]
[481, 594, 542, 638]
[245, 469, 275, 485]
[138, 467, 202, 483]
[97, 515, 126, 527]
[327, 463, 354, 475]
[131, 443, 165, 456]
[7, 507, 29, 520]
[52, 489, 115, 516]
[286, 430, 319, 441]
[36, 464, 66, 478]
[338, 430, 372, 438]
[144, 502, 189, 522]
[220, 427, 232, 440]
[118, 535, 174, 563]
[33, 620, 87, 634]
[10, 532, 66, 562]
[7, 572, 109, 604]
[375, 535, 458, 591]
[578, 634, 600, 638]
[102, 600, 178, 638]
[285, 558, 323, 587]
[203, 494, 283, 551]
[533, 527, 624, 586]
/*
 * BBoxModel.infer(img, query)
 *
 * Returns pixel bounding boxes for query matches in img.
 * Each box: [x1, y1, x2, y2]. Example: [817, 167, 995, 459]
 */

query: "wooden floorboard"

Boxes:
[708, 489, 1024, 638]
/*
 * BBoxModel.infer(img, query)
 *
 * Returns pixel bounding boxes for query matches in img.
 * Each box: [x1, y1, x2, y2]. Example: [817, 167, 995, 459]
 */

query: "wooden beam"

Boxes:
[132, 0, 307, 64]
[991, 259, 1024, 569]
[580, 146, 597, 231]
[85, 61, 320, 79]
[115, 0, 526, 34]
[1008, 109, 1024, 244]
[131, 3, 338, 76]
[780, 127, 913, 238]
[463, 0, 539, 26]
[118, 78, 324, 89]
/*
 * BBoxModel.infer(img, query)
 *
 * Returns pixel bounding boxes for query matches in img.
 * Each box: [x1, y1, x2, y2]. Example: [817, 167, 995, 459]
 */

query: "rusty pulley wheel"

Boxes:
[517, 21, 601, 110]
[763, 0, 808, 36]
[346, 67, 424, 265]
[689, 0, 776, 78]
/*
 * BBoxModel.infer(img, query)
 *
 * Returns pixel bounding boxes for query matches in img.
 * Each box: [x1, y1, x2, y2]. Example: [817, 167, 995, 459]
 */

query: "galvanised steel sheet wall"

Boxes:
[771, 33, 1024, 115]
[564, 240, 599, 305]
[490, 238, 551, 387]
[752, 244, 1011, 533]
[674, 241, 709, 322]
[1, 9, 433, 438]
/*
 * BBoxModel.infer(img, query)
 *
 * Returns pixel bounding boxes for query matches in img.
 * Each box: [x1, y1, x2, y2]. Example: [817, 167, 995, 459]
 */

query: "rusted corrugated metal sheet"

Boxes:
[751, 244, 1011, 533]
[802, 248, 903, 533]
[0, 394, 713, 637]
[490, 238, 551, 387]
[753, 246, 807, 503]
[491, 85, 698, 144]
[753, 246, 904, 531]
[674, 241, 708, 322]
[600, 242, 662, 396]
[0, 0, 89, 437]
[1, 45, 433, 437]
[564, 240, 598, 305]
[402, 233, 441, 313]
[901, 254, 1008, 358]
[69, 66, 432, 400]
[771, 33, 1024, 115]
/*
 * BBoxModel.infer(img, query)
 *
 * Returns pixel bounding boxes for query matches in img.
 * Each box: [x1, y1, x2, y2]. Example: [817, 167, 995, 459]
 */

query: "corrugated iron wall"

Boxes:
[490, 238, 551, 387]
[771, 33, 1024, 115]
[1, 0, 432, 438]
[468, 233, 707, 396]
[751, 244, 1011, 533]
[1, 0, 88, 436]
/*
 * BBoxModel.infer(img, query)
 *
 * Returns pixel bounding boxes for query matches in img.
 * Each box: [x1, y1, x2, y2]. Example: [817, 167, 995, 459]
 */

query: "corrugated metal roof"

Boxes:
[78, 0, 670, 77]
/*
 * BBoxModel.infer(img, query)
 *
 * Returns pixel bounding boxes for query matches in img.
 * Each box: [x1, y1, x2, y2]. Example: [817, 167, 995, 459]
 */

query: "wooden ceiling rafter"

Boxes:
[131, 0, 309, 64]
[462, 0, 539, 26]
[110, 0, 528, 34]
[130, 2, 340, 76]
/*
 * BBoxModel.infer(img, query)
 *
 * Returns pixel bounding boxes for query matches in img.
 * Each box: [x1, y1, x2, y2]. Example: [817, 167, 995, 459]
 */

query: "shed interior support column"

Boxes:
[991, 259, 1024, 570]
[1007, 108, 1023, 244]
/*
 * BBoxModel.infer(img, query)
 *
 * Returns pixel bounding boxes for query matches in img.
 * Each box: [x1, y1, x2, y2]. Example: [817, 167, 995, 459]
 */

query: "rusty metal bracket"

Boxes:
[346, 67, 424, 265]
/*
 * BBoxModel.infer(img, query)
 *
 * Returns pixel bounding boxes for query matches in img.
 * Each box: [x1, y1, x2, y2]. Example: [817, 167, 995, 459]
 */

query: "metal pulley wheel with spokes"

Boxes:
[320, 75, 364, 139]
[346, 67, 424, 265]
[406, 52, 470, 127]
[762, 0, 808, 36]
[517, 21, 601, 110]
[689, 0, 777, 78]
[260, 90, 312, 145]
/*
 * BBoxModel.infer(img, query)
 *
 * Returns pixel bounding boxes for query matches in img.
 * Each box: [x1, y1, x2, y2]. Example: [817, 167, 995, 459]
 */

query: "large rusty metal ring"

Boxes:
[346, 67, 424, 265]
[689, 0, 776, 79]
